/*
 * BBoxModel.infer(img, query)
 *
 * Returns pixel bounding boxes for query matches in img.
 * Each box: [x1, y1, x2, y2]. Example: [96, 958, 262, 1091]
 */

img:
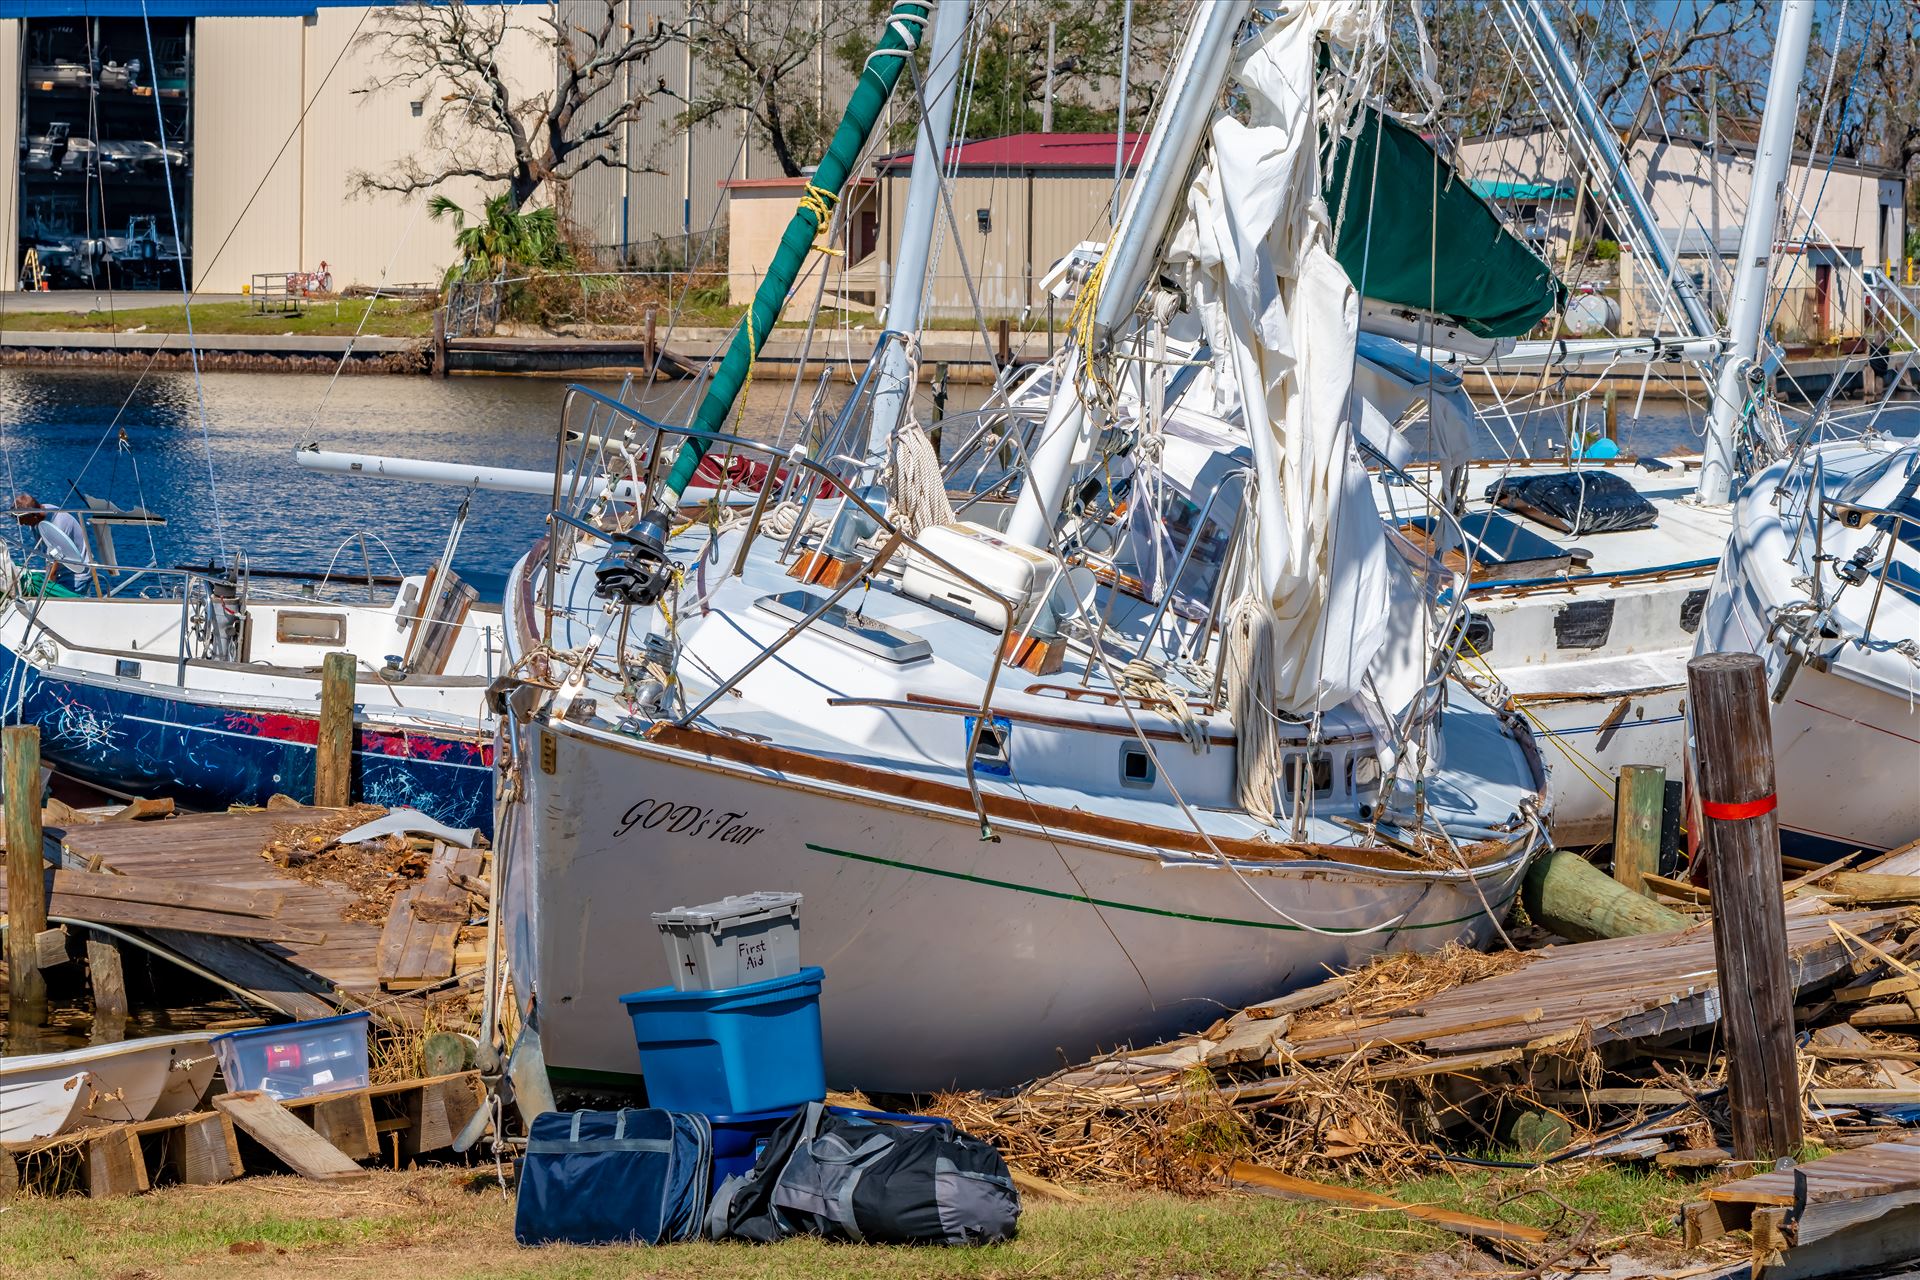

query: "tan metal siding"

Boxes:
[0, 21, 19, 290]
[192, 17, 303, 293]
[291, 7, 553, 294]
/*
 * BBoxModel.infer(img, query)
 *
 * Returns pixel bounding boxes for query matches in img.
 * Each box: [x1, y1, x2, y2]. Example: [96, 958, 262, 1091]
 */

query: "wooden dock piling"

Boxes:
[1611, 764, 1665, 896]
[5, 724, 47, 1022]
[1687, 652, 1803, 1161]
[314, 652, 356, 809]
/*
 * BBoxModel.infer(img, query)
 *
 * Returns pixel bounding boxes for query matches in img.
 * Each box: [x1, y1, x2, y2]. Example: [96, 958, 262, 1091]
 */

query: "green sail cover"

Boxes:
[1325, 111, 1565, 338]
[664, 1, 931, 500]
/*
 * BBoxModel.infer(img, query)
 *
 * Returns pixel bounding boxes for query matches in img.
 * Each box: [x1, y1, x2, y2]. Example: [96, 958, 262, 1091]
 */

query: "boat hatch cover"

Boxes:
[753, 591, 932, 664]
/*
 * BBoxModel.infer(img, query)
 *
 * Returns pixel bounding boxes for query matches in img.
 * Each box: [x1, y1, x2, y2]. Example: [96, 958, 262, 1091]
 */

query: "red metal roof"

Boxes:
[878, 133, 1148, 172]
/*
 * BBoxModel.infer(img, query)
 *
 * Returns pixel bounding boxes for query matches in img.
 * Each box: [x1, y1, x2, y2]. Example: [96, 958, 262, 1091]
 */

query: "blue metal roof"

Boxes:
[0, 2, 533, 15]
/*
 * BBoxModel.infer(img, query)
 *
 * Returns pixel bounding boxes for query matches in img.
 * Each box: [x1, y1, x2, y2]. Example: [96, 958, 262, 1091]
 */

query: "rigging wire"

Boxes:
[139, 1, 226, 564]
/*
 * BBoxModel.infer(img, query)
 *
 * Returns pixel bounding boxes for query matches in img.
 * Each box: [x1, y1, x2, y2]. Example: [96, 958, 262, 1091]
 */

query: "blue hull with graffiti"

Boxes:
[2, 644, 493, 833]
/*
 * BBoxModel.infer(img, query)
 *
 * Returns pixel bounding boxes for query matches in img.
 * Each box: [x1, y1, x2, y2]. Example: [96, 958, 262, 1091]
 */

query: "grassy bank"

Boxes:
[4, 1160, 1707, 1280]
[0, 299, 435, 338]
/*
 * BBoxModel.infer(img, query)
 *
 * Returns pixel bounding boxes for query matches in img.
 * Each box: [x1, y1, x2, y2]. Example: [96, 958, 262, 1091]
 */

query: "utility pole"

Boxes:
[1041, 21, 1056, 133]
[1707, 69, 1721, 321]
[1699, 0, 1815, 506]
[683, 0, 694, 239]
[1112, 0, 1133, 229]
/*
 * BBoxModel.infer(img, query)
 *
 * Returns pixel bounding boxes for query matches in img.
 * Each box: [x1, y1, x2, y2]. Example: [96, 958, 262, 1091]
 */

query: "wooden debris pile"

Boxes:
[941, 901, 1919, 1192]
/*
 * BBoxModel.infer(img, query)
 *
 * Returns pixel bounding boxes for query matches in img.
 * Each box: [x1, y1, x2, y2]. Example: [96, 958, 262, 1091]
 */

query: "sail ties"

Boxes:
[863, 9, 929, 69]
[799, 184, 845, 257]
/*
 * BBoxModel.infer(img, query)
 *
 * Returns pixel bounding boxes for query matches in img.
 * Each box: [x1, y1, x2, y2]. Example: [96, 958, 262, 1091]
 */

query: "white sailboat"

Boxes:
[1695, 440, 1920, 858]
[481, 0, 1556, 1094]
[1359, 0, 1820, 845]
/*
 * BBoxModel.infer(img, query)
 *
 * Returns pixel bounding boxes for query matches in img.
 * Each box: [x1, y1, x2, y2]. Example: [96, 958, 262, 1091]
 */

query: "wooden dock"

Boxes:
[45, 806, 484, 1025]
[0, 1072, 483, 1198]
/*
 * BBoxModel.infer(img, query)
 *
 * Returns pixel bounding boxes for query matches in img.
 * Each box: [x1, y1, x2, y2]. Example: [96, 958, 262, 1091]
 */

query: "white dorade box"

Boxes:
[899, 522, 1062, 632]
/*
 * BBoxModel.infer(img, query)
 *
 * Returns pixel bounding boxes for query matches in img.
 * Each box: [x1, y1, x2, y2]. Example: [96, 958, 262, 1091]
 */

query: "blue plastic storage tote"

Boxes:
[618, 966, 825, 1114]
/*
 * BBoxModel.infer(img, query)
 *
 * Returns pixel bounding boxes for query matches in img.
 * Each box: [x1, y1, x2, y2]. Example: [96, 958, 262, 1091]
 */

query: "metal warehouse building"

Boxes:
[0, 1, 553, 294]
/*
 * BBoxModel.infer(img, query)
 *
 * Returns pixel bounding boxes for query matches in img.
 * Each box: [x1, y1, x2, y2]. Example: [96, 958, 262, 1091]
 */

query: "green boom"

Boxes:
[662, 0, 931, 501]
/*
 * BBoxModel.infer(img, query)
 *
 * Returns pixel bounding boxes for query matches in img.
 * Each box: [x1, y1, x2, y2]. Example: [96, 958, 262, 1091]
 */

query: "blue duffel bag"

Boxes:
[515, 1109, 712, 1246]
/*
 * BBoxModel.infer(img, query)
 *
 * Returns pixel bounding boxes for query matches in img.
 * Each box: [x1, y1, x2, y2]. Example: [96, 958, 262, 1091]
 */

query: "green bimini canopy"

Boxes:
[663, 1, 931, 501]
[1468, 179, 1575, 202]
[1325, 111, 1565, 338]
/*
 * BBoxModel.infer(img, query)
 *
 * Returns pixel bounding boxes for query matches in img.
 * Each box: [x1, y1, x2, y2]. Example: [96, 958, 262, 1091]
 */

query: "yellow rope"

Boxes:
[1067, 253, 1115, 403]
[800, 184, 844, 257]
[1459, 636, 1617, 800]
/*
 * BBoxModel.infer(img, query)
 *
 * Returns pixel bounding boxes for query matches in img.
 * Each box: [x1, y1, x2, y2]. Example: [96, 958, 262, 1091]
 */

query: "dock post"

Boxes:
[996, 318, 1011, 367]
[1611, 764, 1664, 895]
[643, 305, 658, 370]
[1603, 387, 1619, 441]
[87, 932, 128, 1026]
[1687, 652, 1802, 1161]
[4, 724, 47, 1023]
[431, 307, 448, 380]
[315, 652, 356, 809]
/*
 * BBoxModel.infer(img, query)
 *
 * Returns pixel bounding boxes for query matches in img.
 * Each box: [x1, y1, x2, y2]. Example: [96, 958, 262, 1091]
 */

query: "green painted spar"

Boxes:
[661, 0, 931, 502]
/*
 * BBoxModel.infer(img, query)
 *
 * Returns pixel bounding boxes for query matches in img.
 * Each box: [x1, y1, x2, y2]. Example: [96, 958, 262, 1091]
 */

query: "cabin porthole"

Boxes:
[1119, 744, 1155, 789]
[966, 715, 1012, 778]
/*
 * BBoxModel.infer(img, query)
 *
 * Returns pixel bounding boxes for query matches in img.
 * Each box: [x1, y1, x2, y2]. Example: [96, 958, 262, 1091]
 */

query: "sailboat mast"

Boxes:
[1004, 1, 1248, 550]
[660, 0, 932, 503]
[1509, 0, 1715, 343]
[1698, 0, 1814, 505]
[863, 0, 973, 454]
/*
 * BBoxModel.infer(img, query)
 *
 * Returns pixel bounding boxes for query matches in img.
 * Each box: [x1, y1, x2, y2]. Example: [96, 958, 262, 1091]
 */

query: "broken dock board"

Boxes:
[1230, 1160, 1550, 1246]
[53, 807, 467, 1023]
[377, 843, 482, 991]
[213, 1091, 369, 1183]
[1685, 1135, 1920, 1279]
[0, 865, 321, 943]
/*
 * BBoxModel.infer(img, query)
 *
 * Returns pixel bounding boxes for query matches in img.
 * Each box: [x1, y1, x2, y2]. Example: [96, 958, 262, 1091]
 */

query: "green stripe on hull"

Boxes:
[803, 842, 1515, 934]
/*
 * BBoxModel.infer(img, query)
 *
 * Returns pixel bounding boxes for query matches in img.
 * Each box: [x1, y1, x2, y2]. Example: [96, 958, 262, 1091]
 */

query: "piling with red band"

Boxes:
[1699, 793, 1777, 821]
[1686, 652, 1801, 1161]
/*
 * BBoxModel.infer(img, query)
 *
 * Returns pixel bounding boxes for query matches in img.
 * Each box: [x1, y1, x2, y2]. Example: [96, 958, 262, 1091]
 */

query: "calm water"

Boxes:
[2, 368, 1913, 597]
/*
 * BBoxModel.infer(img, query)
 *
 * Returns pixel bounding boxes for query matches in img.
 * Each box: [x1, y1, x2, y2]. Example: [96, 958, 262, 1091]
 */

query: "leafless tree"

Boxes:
[678, 0, 864, 179]
[352, 1, 680, 211]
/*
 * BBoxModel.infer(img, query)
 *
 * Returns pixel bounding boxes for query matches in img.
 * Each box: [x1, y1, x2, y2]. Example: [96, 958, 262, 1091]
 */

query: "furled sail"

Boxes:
[1325, 110, 1565, 338]
[1165, 0, 1421, 822]
[661, 0, 931, 502]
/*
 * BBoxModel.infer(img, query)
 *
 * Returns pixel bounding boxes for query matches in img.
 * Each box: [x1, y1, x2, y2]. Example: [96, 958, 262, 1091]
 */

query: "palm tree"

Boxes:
[430, 192, 573, 286]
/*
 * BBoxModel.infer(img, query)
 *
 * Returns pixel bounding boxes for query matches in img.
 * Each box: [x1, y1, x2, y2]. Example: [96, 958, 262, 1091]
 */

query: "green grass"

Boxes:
[0, 1157, 1714, 1280]
[0, 298, 435, 338]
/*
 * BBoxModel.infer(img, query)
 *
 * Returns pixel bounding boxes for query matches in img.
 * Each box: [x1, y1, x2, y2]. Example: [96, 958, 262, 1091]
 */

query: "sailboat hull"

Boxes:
[0, 642, 493, 831]
[510, 720, 1534, 1094]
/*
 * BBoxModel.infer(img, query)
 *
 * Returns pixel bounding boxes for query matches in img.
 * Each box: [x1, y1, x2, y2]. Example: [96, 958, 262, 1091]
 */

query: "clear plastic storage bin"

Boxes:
[211, 1011, 371, 1100]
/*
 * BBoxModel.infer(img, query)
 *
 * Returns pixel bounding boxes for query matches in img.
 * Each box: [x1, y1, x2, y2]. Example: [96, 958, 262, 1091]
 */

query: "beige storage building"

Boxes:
[726, 132, 1140, 321]
[1454, 125, 1907, 340]
[0, 3, 555, 294]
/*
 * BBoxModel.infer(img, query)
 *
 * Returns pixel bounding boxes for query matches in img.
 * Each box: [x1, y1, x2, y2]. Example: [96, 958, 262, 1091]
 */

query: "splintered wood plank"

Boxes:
[51, 869, 286, 918]
[1706, 1135, 1920, 1208]
[377, 845, 479, 990]
[213, 1092, 368, 1182]
[1231, 1161, 1550, 1244]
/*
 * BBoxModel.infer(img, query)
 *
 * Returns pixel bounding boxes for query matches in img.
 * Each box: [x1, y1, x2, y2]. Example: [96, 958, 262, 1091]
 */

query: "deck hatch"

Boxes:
[753, 591, 931, 664]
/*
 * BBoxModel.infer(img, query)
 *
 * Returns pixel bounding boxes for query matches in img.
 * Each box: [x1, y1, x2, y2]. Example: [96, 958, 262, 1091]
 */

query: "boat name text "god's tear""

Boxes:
[613, 798, 765, 845]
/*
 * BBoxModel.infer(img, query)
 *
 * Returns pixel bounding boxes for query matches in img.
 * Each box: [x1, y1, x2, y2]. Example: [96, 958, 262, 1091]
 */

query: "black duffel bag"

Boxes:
[707, 1101, 1020, 1245]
